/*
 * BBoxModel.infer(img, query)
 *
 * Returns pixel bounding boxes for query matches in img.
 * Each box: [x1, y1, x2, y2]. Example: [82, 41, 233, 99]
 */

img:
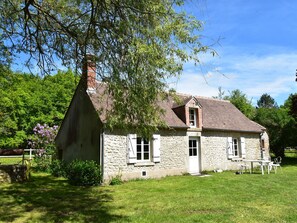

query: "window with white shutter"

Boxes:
[127, 134, 161, 163]
[240, 137, 246, 159]
[227, 137, 233, 159]
[152, 134, 161, 162]
[227, 137, 246, 159]
[127, 134, 137, 163]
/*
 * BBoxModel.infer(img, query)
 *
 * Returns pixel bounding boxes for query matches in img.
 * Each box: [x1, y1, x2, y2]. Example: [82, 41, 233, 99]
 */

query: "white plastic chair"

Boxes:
[239, 163, 249, 174]
[269, 156, 282, 173]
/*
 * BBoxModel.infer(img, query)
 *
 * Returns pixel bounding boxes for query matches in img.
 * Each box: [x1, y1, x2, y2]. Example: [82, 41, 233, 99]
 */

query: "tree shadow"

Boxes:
[0, 173, 129, 222]
[281, 156, 297, 167]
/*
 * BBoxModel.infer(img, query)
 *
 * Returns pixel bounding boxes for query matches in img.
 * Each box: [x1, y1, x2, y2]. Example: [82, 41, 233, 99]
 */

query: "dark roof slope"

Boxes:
[88, 82, 187, 128]
[88, 82, 264, 132]
[196, 96, 265, 133]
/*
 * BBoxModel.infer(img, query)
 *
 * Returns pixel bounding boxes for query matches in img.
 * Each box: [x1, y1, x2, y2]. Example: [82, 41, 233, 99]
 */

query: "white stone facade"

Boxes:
[102, 129, 269, 182]
[201, 131, 269, 171]
[103, 129, 188, 181]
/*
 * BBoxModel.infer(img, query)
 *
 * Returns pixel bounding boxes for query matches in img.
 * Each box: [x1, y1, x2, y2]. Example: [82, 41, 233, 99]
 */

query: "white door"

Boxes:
[188, 138, 200, 174]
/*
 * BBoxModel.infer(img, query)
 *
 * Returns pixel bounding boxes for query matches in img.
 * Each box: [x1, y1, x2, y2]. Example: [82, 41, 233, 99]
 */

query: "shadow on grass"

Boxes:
[282, 156, 297, 167]
[0, 173, 129, 222]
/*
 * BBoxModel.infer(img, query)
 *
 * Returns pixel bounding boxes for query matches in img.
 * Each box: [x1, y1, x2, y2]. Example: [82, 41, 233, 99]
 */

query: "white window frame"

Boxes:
[232, 138, 239, 157]
[189, 139, 198, 156]
[189, 108, 197, 128]
[136, 137, 150, 161]
[127, 134, 161, 164]
[227, 137, 246, 159]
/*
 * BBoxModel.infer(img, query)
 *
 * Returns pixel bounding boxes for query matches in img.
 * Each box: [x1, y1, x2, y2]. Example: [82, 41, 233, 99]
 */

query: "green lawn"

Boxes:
[0, 155, 297, 223]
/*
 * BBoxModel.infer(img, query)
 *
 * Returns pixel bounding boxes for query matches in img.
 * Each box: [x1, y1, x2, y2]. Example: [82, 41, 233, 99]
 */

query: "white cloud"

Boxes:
[174, 51, 297, 105]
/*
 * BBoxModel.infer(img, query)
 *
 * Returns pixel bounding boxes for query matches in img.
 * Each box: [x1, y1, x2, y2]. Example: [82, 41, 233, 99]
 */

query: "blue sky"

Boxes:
[172, 0, 297, 105]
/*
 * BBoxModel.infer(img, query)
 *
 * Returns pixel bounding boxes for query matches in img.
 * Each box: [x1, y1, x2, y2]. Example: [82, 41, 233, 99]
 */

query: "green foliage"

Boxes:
[253, 101, 297, 157]
[0, 0, 215, 139]
[65, 160, 102, 186]
[109, 176, 123, 186]
[224, 89, 255, 119]
[109, 170, 123, 185]
[33, 155, 52, 172]
[283, 93, 297, 120]
[257, 93, 278, 108]
[0, 69, 77, 148]
[49, 159, 67, 177]
[1, 157, 297, 223]
[24, 159, 32, 180]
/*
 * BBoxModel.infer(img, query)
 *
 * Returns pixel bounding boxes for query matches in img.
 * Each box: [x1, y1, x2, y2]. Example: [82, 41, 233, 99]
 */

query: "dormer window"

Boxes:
[189, 108, 196, 127]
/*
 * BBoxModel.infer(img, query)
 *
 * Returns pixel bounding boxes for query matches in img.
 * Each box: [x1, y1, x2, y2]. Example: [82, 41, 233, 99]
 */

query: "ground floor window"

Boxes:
[232, 138, 239, 157]
[137, 137, 150, 161]
[127, 134, 161, 163]
[227, 137, 246, 159]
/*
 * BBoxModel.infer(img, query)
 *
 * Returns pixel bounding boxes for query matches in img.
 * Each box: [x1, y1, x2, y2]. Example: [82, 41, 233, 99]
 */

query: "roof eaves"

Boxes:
[202, 127, 264, 134]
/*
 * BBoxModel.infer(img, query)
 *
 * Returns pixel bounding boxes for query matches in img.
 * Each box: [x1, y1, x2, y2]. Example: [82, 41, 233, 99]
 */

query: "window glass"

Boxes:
[233, 138, 239, 157]
[189, 109, 196, 127]
[136, 137, 150, 161]
[189, 139, 198, 157]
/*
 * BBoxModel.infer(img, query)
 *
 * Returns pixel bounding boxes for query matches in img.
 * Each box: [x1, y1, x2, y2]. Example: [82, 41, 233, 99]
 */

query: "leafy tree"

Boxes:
[213, 86, 225, 100]
[257, 93, 278, 108]
[224, 89, 255, 119]
[283, 93, 297, 120]
[0, 0, 215, 138]
[253, 107, 292, 157]
[0, 69, 76, 148]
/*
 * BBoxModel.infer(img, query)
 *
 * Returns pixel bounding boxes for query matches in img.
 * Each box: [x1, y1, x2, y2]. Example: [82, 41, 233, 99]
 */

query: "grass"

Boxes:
[0, 156, 31, 165]
[0, 154, 297, 223]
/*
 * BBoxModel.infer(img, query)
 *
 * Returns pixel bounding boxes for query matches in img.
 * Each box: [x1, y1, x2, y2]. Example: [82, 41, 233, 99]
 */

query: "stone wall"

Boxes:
[103, 129, 188, 181]
[55, 80, 101, 163]
[201, 131, 266, 171]
[0, 165, 28, 183]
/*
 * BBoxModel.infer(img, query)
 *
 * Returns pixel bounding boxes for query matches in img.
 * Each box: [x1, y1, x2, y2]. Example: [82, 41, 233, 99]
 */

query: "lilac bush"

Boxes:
[28, 123, 59, 171]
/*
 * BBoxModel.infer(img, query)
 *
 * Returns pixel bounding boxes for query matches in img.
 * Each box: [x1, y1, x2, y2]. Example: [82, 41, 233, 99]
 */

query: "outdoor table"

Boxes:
[243, 160, 271, 175]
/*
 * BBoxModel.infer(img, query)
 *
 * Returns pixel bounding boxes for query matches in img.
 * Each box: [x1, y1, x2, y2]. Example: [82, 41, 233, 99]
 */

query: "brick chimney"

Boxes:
[83, 54, 96, 93]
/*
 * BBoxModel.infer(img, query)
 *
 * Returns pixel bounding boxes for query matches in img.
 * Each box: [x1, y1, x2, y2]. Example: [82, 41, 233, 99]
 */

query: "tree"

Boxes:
[253, 107, 292, 157]
[257, 93, 278, 108]
[0, 68, 76, 148]
[224, 89, 255, 119]
[213, 86, 225, 100]
[0, 0, 215, 137]
[283, 93, 297, 120]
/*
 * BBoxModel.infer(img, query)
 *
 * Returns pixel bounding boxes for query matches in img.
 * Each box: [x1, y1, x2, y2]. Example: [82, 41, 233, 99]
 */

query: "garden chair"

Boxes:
[239, 162, 249, 174]
[269, 156, 282, 173]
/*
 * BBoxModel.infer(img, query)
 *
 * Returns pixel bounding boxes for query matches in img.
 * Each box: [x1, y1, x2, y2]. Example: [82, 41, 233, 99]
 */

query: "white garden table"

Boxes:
[243, 160, 271, 175]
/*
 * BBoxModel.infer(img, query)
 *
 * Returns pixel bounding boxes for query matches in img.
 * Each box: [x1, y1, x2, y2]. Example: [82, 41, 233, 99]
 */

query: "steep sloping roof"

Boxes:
[196, 96, 265, 133]
[88, 82, 187, 128]
[87, 82, 264, 132]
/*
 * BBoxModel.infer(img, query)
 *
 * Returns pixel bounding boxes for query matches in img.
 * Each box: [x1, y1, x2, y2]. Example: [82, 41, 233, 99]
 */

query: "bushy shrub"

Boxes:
[65, 160, 102, 186]
[28, 123, 58, 172]
[49, 159, 67, 177]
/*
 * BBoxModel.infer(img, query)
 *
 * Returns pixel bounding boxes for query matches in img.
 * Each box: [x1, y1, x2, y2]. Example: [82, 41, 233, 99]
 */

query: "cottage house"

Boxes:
[55, 58, 270, 182]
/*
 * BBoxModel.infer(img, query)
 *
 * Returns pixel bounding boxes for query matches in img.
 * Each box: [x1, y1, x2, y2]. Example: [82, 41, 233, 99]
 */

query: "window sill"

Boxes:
[134, 162, 155, 167]
[231, 157, 244, 162]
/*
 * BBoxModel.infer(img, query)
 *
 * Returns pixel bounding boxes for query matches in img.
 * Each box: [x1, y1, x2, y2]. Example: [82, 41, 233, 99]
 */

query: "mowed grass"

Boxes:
[0, 154, 297, 223]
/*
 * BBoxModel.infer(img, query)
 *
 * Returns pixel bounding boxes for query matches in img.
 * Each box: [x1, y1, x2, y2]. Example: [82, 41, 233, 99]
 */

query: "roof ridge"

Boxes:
[175, 92, 192, 97]
[195, 95, 231, 103]
[174, 92, 230, 103]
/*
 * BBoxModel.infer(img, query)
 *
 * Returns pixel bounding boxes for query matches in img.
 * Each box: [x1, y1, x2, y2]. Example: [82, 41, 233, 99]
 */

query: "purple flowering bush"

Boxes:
[28, 123, 58, 171]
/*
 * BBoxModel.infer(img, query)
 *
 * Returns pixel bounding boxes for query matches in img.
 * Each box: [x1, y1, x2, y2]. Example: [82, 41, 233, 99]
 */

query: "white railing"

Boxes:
[0, 148, 37, 164]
